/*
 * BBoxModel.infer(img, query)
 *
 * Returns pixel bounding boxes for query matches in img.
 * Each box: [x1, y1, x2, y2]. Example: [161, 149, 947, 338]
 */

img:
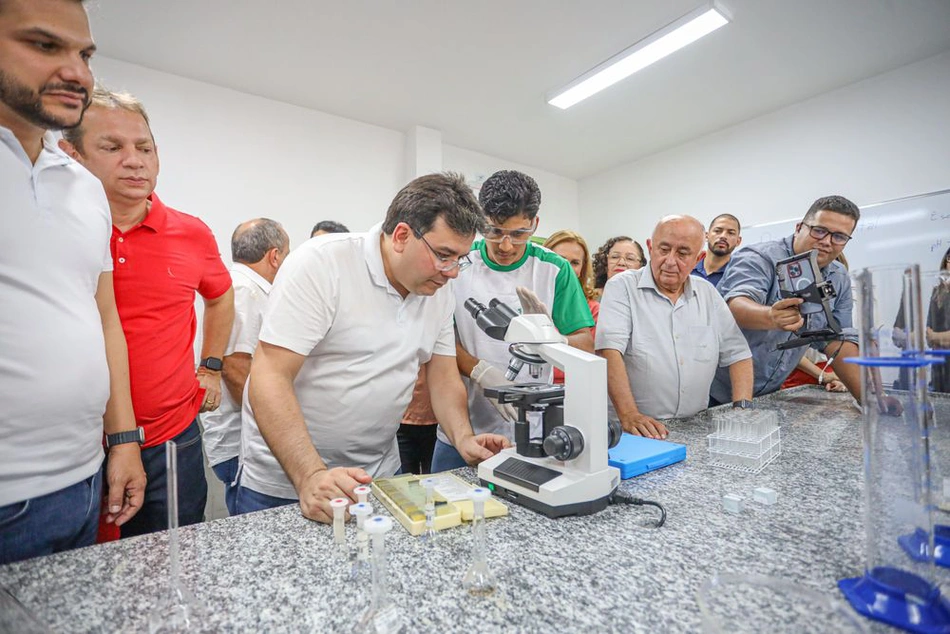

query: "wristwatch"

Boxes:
[106, 427, 145, 449]
[732, 399, 755, 410]
[199, 356, 224, 372]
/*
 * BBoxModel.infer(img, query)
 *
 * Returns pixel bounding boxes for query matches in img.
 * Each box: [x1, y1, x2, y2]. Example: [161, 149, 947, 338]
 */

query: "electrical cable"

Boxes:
[609, 490, 667, 528]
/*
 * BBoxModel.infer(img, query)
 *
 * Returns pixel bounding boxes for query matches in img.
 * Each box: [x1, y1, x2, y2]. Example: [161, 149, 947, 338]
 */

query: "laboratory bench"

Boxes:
[2, 386, 947, 633]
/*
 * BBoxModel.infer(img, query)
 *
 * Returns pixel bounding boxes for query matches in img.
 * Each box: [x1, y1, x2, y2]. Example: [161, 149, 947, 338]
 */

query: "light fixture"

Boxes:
[547, 2, 730, 110]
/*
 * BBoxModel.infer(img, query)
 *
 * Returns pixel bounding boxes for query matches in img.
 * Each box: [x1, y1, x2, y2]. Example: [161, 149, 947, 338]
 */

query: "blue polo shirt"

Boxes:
[709, 235, 857, 403]
[691, 256, 729, 288]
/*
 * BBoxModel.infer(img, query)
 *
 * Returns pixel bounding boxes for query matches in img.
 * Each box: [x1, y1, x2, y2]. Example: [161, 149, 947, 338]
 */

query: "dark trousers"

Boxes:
[121, 419, 207, 537]
[0, 470, 101, 565]
[396, 423, 438, 475]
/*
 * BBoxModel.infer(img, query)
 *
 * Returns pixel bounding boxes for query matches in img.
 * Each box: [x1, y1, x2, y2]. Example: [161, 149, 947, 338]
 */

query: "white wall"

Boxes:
[578, 51, 950, 250]
[92, 56, 407, 254]
[443, 145, 579, 238]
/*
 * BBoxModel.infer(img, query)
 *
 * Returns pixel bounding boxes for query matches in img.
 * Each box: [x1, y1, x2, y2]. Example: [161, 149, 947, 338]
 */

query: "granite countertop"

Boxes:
[2, 386, 948, 633]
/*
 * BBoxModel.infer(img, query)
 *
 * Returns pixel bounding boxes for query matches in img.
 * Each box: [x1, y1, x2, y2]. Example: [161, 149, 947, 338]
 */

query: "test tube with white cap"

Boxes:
[462, 487, 497, 595]
[329, 497, 349, 555]
[420, 478, 437, 546]
[356, 516, 406, 633]
[354, 485, 372, 505]
[349, 502, 373, 580]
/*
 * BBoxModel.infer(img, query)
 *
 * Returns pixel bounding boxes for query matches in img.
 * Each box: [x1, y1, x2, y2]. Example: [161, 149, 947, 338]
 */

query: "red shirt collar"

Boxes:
[138, 193, 168, 233]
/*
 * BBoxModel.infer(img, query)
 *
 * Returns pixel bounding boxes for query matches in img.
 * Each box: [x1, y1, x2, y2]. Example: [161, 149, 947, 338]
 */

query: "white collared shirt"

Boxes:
[595, 268, 751, 420]
[239, 224, 455, 499]
[0, 127, 112, 506]
[202, 263, 272, 467]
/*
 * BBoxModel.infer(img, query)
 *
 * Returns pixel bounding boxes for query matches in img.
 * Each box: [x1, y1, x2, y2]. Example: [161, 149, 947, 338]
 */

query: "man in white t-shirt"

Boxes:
[236, 173, 510, 523]
[0, 0, 145, 564]
[202, 218, 289, 515]
[432, 170, 595, 471]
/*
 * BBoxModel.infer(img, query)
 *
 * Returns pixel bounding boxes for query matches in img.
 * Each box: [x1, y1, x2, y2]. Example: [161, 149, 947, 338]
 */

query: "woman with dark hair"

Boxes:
[926, 246, 950, 392]
[592, 236, 646, 300]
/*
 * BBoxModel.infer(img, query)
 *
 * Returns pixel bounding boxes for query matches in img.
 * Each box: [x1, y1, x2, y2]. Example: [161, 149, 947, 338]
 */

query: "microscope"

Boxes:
[774, 249, 843, 350]
[464, 298, 621, 518]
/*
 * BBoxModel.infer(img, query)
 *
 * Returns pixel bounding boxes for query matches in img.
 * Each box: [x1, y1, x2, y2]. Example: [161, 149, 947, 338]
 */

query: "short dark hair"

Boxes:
[802, 195, 860, 226]
[478, 170, 541, 223]
[310, 220, 349, 237]
[231, 218, 288, 264]
[381, 172, 484, 238]
[710, 213, 741, 233]
[593, 236, 646, 289]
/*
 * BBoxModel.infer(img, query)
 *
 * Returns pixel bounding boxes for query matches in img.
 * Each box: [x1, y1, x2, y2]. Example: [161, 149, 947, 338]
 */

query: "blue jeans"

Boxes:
[211, 456, 239, 516]
[0, 469, 101, 565]
[233, 485, 296, 515]
[121, 419, 207, 537]
[430, 439, 467, 472]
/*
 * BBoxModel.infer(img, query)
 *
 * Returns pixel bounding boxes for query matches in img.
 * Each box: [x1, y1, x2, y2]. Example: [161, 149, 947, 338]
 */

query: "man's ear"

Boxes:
[58, 138, 83, 162]
[735, 236, 742, 247]
[391, 222, 412, 254]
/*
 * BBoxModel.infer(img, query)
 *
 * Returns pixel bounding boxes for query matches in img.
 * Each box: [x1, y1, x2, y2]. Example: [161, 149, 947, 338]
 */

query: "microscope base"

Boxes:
[477, 451, 620, 518]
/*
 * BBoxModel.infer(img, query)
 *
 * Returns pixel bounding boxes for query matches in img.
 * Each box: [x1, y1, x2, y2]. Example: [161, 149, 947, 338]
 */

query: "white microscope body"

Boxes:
[474, 311, 621, 517]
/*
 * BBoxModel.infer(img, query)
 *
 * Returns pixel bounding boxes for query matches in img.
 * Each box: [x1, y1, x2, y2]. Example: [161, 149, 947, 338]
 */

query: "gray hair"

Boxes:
[62, 85, 152, 152]
[231, 218, 288, 264]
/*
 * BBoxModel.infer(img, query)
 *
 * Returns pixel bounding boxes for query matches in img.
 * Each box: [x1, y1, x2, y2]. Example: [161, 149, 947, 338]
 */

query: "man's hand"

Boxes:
[105, 444, 147, 526]
[197, 369, 222, 412]
[824, 379, 847, 393]
[622, 413, 668, 439]
[516, 286, 550, 317]
[769, 297, 805, 332]
[470, 360, 517, 421]
[878, 394, 904, 417]
[457, 434, 511, 465]
[297, 467, 373, 524]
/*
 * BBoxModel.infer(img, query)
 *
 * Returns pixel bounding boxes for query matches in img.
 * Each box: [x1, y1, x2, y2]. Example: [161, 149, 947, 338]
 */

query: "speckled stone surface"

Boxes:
[3, 387, 950, 633]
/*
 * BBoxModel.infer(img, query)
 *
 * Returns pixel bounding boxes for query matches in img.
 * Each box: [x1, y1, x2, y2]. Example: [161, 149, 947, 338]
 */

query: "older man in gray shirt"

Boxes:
[596, 216, 753, 439]
[710, 195, 873, 406]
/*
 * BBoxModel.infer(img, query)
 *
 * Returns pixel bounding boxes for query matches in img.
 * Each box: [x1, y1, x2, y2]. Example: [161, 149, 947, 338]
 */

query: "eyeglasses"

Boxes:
[415, 231, 472, 272]
[802, 222, 852, 246]
[607, 252, 643, 265]
[481, 219, 537, 245]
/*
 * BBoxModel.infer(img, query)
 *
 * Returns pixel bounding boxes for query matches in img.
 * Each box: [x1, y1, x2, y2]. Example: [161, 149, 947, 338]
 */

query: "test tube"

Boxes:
[462, 487, 497, 595]
[330, 498, 348, 555]
[356, 516, 406, 633]
[354, 485, 371, 505]
[349, 502, 373, 580]
[421, 478, 437, 547]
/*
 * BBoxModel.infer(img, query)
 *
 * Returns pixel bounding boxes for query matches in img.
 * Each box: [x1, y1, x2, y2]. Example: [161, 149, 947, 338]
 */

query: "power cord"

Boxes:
[609, 490, 667, 528]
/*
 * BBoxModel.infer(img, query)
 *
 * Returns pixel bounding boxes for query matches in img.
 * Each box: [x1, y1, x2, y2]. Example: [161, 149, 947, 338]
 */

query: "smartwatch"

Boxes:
[199, 356, 224, 372]
[732, 399, 755, 410]
[106, 427, 145, 449]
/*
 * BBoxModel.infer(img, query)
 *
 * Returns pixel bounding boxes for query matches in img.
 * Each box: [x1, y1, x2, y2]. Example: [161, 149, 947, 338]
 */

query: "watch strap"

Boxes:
[732, 399, 755, 410]
[199, 356, 223, 372]
[106, 428, 145, 449]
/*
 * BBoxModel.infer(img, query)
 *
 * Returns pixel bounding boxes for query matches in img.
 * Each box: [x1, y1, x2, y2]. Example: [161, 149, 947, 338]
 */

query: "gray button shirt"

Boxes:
[596, 268, 751, 420]
[710, 236, 857, 403]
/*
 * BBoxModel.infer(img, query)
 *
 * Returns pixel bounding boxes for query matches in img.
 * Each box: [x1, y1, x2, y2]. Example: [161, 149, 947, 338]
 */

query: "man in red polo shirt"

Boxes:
[62, 88, 234, 536]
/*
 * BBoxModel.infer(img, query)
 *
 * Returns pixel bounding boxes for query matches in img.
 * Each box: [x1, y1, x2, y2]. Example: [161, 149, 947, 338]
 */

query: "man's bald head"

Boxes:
[647, 215, 706, 299]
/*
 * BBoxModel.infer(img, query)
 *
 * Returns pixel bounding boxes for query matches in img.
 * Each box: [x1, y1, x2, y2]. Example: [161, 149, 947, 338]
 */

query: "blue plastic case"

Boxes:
[608, 433, 686, 479]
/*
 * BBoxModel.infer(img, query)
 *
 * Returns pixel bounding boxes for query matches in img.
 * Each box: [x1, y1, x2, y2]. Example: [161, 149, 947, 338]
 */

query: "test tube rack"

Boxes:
[707, 409, 782, 474]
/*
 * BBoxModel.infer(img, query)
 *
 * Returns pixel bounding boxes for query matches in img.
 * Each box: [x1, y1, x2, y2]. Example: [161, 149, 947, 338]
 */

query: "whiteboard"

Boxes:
[740, 189, 950, 273]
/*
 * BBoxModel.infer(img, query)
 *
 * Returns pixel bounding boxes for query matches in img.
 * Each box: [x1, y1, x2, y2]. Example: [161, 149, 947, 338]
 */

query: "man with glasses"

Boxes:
[234, 173, 509, 521]
[710, 195, 867, 404]
[432, 170, 595, 471]
[692, 214, 742, 288]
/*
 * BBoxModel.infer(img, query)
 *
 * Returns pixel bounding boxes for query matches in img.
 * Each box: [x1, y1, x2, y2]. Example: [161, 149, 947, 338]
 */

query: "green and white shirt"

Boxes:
[447, 240, 594, 440]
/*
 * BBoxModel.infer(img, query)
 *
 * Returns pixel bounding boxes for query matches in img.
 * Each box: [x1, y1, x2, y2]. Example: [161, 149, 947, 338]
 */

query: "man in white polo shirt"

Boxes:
[596, 215, 754, 439]
[202, 218, 288, 515]
[235, 173, 510, 522]
[0, 0, 145, 564]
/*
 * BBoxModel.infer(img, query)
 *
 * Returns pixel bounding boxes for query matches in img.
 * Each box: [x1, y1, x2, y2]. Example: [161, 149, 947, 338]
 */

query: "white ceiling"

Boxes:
[85, 0, 950, 179]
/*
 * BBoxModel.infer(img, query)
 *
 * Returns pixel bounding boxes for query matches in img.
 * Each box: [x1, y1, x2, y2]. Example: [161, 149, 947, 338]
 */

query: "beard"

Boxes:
[0, 69, 89, 131]
[708, 242, 732, 257]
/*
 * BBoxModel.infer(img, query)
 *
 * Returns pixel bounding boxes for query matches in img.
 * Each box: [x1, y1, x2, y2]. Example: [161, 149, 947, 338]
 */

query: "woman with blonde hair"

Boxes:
[543, 230, 600, 384]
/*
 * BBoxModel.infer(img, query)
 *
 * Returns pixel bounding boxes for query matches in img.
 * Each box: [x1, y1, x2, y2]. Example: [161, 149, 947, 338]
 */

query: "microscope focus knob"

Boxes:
[543, 426, 584, 462]
[607, 418, 623, 449]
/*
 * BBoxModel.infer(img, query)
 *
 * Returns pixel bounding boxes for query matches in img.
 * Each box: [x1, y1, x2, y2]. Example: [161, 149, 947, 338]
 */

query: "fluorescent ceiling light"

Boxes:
[547, 3, 730, 110]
